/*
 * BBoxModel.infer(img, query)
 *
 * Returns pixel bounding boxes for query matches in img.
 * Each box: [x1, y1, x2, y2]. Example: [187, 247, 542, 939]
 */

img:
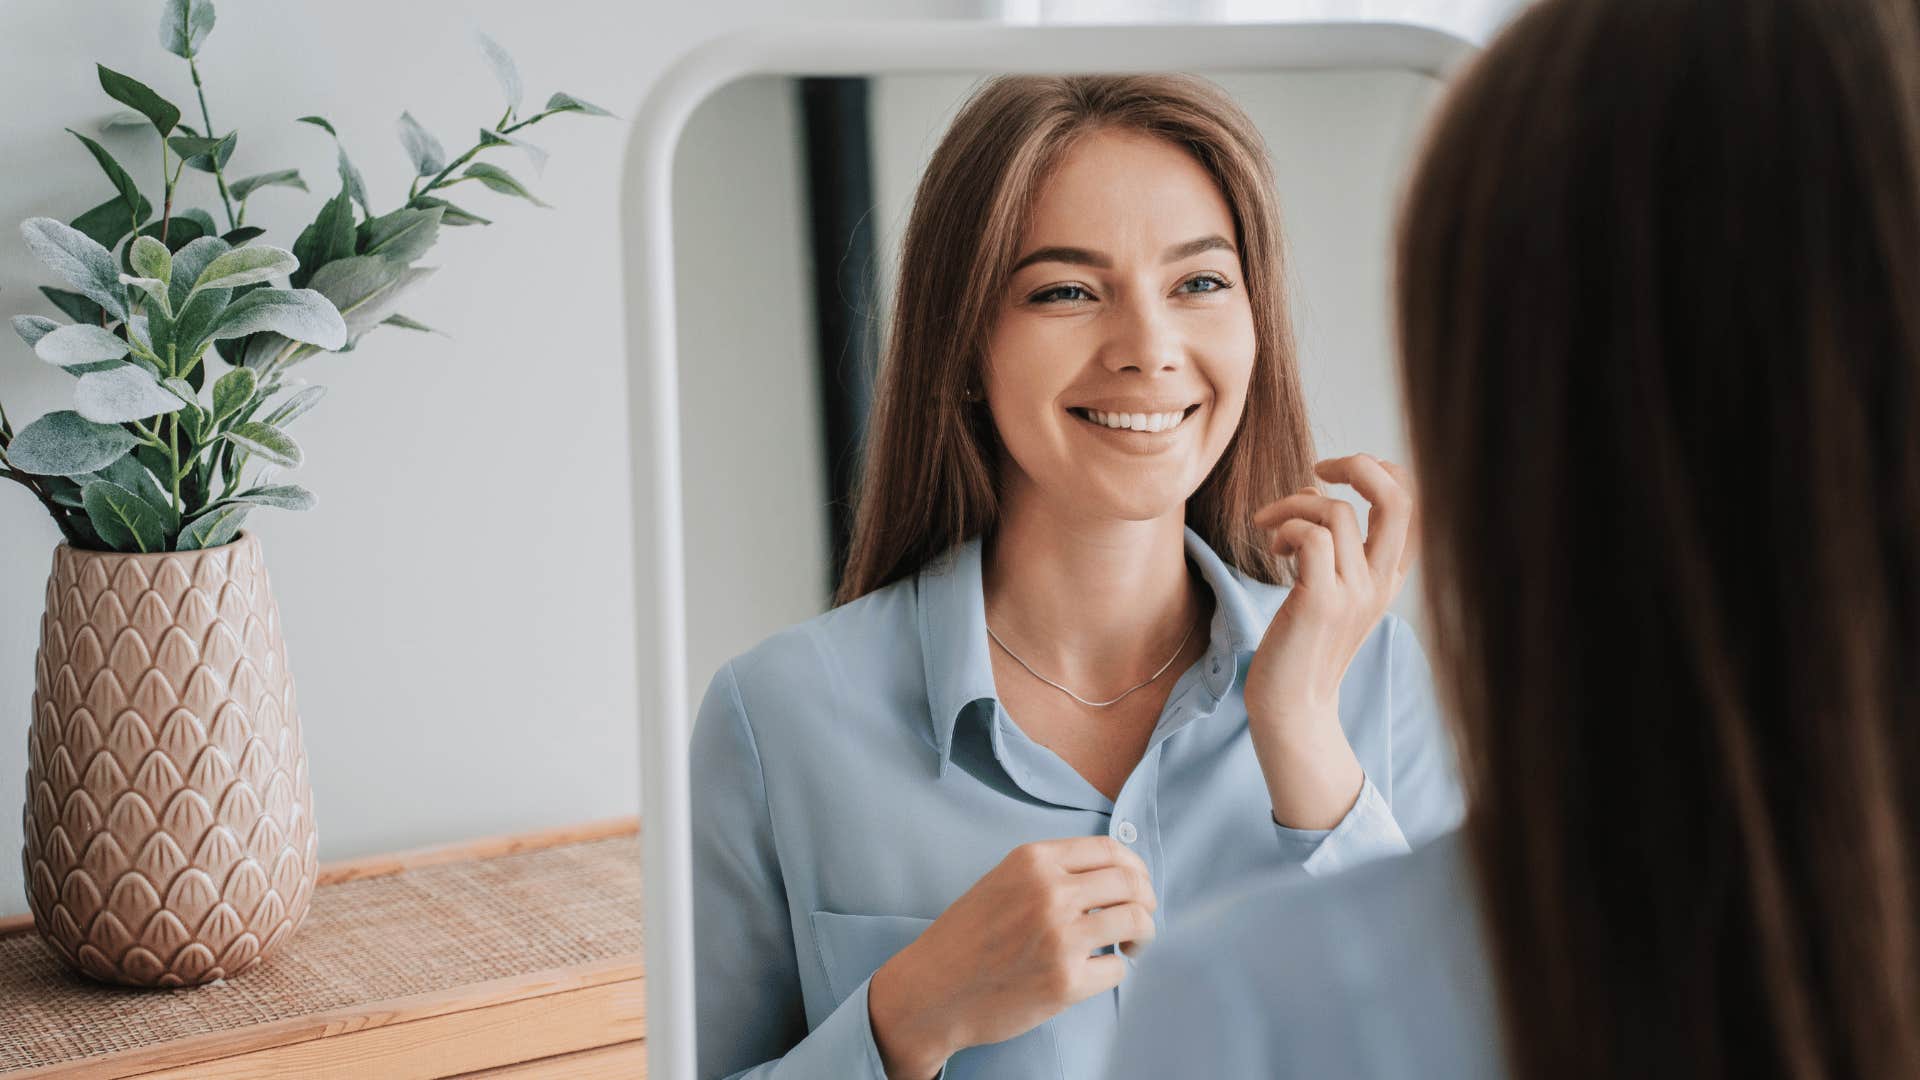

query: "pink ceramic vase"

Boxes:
[20, 531, 317, 987]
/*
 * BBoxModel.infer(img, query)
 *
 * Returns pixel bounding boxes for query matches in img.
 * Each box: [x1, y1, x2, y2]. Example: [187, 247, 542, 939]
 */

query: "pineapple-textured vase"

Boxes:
[21, 531, 317, 987]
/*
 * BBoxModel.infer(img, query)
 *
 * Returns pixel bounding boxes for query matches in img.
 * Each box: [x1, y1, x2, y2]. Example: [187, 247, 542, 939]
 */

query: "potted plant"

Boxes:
[2, 0, 610, 987]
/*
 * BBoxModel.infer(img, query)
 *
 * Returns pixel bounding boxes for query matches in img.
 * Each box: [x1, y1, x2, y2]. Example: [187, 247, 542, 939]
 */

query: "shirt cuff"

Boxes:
[786, 974, 946, 1080]
[1271, 775, 1410, 877]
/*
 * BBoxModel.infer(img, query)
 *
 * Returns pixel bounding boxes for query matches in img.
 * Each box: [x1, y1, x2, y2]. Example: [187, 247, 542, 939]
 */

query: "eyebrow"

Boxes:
[1009, 234, 1237, 274]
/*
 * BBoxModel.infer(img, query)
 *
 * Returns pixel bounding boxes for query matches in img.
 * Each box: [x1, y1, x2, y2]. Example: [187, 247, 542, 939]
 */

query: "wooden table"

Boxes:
[0, 819, 647, 1078]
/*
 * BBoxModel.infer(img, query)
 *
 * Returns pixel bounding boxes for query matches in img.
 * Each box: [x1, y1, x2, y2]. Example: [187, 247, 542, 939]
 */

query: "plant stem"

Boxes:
[168, 418, 182, 516]
[160, 140, 173, 246]
[189, 57, 236, 230]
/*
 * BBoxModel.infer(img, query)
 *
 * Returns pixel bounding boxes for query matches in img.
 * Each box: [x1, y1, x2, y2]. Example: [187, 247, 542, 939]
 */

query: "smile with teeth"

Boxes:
[1068, 404, 1201, 433]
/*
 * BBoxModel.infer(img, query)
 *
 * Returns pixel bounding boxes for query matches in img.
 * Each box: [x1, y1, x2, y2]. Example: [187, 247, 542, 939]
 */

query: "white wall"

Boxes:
[0, 0, 967, 918]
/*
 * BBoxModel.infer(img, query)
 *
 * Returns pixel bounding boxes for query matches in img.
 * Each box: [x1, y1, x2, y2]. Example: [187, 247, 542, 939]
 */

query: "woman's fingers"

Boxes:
[1068, 864, 1158, 913]
[1256, 491, 1367, 583]
[1312, 454, 1416, 584]
[1268, 518, 1336, 590]
[1375, 457, 1420, 575]
[1040, 835, 1150, 876]
[1077, 902, 1157, 954]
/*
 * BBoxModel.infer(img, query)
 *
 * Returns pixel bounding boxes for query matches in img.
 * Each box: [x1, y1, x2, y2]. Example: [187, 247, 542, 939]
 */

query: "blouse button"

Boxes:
[1115, 820, 1140, 845]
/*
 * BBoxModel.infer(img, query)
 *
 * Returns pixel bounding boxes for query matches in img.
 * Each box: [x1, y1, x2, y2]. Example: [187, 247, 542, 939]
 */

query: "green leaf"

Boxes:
[75, 365, 185, 423]
[290, 186, 355, 288]
[179, 208, 218, 235]
[225, 421, 301, 466]
[476, 31, 522, 113]
[66, 129, 146, 226]
[230, 169, 307, 201]
[382, 313, 440, 334]
[159, 0, 216, 59]
[35, 324, 131, 367]
[170, 131, 237, 173]
[21, 217, 128, 321]
[479, 128, 547, 176]
[358, 205, 442, 263]
[177, 502, 248, 549]
[461, 162, 549, 207]
[96, 65, 179, 136]
[164, 379, 207, 441]
[544, 92, 614, 118]
[117, 217, 206, 281]
[14, 315, 60, 347]
[70, 194, 151, 251]
[194, 245, 298, 291]
[397, 112, 446, 176]
[172, 286, 232, 357]
[130, 235, 172, 284]
[210, 288, 347, 349]
[227, 483, 315, 511]
[412, 196, 489, 227]
[262, 383, 325, 426]
[296, 115, 336, 136]
[338, 148, 371, 215]
[119, 274, 171, 315]
[212, 366, 256, 423]
[94, 453, 180, 535]
[307, 256, 435, 340]
[40, 287, 106, 326]
[6, 411, 140, 476]
[221, 226, 266, 245]
[167, 236, 230, 311]
[83, 480, 167, 552]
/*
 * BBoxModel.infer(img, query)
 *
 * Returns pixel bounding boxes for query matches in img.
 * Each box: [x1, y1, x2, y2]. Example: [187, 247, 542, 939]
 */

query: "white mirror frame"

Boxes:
[621, 20, 1476, 1079]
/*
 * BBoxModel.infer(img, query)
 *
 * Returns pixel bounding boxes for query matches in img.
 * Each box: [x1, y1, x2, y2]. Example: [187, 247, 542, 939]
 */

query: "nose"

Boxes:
[1100, 292, 1183, 375]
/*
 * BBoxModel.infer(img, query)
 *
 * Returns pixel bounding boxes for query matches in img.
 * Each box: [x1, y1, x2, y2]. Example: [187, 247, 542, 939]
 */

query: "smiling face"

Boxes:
[983, 126, 1258, 526]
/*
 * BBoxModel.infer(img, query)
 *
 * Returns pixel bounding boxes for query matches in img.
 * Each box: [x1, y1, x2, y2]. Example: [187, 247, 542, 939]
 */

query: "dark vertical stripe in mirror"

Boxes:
[797, 77, 880, 595]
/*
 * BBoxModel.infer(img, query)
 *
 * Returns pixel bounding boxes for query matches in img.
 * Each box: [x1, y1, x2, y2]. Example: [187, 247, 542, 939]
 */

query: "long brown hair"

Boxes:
[1397, 0, 1920, 1077]
[834, 74, 1314, 605]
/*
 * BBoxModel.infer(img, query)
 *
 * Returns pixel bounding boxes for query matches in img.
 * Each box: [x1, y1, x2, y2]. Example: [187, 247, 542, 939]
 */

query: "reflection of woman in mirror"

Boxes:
[1106, 0, 1920, 1078]
[692, 73, 1462, 1079]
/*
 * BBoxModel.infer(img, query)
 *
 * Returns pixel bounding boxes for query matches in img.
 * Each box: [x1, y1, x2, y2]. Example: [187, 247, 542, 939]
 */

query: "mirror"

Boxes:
[624, 22, 1473, 1080]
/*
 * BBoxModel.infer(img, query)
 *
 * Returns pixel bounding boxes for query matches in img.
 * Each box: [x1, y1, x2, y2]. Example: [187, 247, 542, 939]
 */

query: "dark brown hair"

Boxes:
[1397, 0, 1920, 1076]
[834, 74, 1314, 605]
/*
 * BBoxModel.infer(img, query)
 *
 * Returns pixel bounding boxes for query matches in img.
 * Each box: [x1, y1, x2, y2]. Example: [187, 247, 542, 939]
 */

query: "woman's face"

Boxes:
[984, 127, 1257, 524]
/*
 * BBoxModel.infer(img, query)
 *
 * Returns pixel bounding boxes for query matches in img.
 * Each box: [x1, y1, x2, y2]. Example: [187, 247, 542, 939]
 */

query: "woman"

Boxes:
[1106, 1, 1920, 1078]
[691, 74, 1463, 1080]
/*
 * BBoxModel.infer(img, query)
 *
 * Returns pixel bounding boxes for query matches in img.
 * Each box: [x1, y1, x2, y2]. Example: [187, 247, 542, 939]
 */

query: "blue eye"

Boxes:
[1180, 274, 1232, 295]
[1032, 284, 1093, 304]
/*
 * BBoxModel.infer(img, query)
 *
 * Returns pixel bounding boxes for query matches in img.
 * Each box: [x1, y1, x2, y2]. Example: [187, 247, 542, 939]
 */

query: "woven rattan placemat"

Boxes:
[0, 833, 644, 1072]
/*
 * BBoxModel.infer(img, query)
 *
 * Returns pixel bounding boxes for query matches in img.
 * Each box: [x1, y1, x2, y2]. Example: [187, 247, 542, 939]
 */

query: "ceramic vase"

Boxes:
[20, 532, 317, 987]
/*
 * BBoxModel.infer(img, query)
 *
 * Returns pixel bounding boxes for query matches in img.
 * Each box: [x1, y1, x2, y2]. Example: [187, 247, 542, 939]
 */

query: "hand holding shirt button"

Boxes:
[867, 835, 1158, 1080]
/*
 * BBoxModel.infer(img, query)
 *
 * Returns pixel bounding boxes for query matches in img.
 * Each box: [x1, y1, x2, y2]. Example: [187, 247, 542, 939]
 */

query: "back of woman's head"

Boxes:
[1397, 0, 1920, 1076]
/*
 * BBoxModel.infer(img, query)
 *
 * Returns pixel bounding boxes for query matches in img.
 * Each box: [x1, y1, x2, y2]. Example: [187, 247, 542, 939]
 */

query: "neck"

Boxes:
[982, 482, 1204, 690]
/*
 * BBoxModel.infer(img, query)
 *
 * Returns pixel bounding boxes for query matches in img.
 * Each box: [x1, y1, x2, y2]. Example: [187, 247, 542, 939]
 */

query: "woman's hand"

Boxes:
[868, 836, 1158, 1080]
[1244, 454, 1418, 830]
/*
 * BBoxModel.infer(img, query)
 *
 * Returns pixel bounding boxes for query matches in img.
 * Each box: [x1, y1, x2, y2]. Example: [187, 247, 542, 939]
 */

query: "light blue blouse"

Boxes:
[1105, 829, 1506, 1080]
[690, 527, 1464, 1080]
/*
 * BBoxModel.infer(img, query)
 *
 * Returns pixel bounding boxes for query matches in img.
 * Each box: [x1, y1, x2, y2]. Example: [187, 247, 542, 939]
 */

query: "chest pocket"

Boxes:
[809, 910, 1065, 1080]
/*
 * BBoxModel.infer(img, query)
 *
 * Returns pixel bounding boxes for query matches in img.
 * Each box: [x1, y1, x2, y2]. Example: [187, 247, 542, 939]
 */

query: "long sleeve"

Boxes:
[1268, 616, 1463, 876]
[692, 662, 904, 1079]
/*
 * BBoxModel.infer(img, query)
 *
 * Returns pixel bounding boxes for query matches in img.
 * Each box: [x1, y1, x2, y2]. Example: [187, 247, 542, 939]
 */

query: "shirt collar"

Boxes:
[916, 526, 1269, 770]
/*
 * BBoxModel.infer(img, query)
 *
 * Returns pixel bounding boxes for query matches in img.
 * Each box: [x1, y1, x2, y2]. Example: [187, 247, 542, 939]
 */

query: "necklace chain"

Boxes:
[985, 614, 1198, 709]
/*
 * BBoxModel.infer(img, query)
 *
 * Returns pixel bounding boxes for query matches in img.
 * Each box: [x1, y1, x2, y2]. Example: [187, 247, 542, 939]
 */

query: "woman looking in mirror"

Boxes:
[1105, 0, 1920, 1077]
[692, 73, 1463, 1080]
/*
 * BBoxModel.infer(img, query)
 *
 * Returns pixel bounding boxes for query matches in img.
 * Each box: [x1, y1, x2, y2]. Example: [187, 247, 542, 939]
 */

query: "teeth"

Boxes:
[1081, 408, 1188, 432]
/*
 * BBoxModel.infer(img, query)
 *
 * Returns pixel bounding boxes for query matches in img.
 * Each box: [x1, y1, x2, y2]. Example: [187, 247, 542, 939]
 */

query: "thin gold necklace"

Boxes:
[985, 614, 1199, 708]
